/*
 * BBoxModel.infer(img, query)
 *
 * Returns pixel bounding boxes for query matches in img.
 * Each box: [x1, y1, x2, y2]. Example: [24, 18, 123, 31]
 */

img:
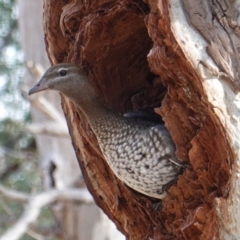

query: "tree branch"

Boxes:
[0, 186, 93, 240]
[26, 121, 69, 137]
[1, 147, 35, 160]
[21, 86, 69, 137]
[0, 184, 29, 203]
[21, 86, 66, 124]
[26, 61, 45, 79]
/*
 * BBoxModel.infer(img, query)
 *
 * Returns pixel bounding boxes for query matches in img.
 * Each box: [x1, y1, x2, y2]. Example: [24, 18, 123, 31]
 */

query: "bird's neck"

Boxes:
[66, 92, 124, 136]
[78, 96, 114, 123]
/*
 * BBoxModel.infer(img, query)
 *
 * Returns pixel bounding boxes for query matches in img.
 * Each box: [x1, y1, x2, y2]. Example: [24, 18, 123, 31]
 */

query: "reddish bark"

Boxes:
[43, 1, 231, 239]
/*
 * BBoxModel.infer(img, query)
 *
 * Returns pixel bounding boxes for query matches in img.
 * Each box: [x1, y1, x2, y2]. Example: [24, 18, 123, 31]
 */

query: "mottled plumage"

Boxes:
[29, 63, 184, 199]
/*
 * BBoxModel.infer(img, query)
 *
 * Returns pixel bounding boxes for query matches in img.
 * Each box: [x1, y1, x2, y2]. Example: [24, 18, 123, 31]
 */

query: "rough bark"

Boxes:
[43, 0, 239, 239]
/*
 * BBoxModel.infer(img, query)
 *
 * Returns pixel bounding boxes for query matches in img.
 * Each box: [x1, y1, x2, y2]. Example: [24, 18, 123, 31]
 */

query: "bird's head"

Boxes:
[29, 63, 92, 99]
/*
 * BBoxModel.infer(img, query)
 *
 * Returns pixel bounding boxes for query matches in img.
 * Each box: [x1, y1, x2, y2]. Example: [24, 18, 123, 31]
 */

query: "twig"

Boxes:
[26, 121, 69, 138]
[21, 86, 69, 136]
[0, 184, 29, 202]
[26, 61, 45, 79]
[26, 229, 45, 240]
[1, 147, 35, 160]
[21, 86, 66, 124]
[0, 187, 93, 240]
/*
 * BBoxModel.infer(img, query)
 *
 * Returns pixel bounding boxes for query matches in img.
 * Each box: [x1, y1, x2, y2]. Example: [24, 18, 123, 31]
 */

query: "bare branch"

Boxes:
[26, 61, 45, 79]
[21, 86, 69, 137]
[26, 122, 69, 138]
[0, 184, 29, 203]
[0, 188, 93, 240]
[1, 147, 35, 160]
[26, 229, 45, 240]
[0, 198, 14, 216]
[21, 86, 66, 124]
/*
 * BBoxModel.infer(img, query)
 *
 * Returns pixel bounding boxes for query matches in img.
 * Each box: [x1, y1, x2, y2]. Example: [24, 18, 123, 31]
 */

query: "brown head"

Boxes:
[29, 63, 96, 105]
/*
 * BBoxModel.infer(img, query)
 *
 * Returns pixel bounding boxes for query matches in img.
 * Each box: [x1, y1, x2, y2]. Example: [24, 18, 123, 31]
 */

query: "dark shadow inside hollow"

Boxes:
[71, 3, 167, 114]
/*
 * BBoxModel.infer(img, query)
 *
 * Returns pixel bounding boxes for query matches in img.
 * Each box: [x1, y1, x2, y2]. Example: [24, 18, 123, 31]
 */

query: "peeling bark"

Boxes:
[43, 0, 239, 239]
[182, 0, 240, 88]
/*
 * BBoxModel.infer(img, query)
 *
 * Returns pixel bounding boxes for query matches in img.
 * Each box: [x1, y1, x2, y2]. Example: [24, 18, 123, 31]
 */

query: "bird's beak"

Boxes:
[28, 78, 49, 95]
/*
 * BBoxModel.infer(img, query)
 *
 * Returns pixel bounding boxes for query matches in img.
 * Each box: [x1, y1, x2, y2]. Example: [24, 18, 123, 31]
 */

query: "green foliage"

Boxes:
[0, 0, 36, 196]
[0, 0, 28, 121]
[0, 117, 41, 239]
[0, 0, 18, 47]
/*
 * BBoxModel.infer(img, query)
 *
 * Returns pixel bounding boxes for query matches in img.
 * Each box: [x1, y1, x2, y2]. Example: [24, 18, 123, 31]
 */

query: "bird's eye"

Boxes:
[59, 69, 67, 76]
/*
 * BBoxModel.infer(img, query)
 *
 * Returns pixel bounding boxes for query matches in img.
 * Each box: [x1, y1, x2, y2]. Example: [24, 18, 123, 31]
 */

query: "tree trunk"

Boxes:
[18, 1, 123, 239]
[43, 0, 240, 239]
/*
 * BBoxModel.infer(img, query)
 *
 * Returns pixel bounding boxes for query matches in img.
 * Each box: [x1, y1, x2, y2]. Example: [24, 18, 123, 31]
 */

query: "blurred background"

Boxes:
[0, 0, 124, 239]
